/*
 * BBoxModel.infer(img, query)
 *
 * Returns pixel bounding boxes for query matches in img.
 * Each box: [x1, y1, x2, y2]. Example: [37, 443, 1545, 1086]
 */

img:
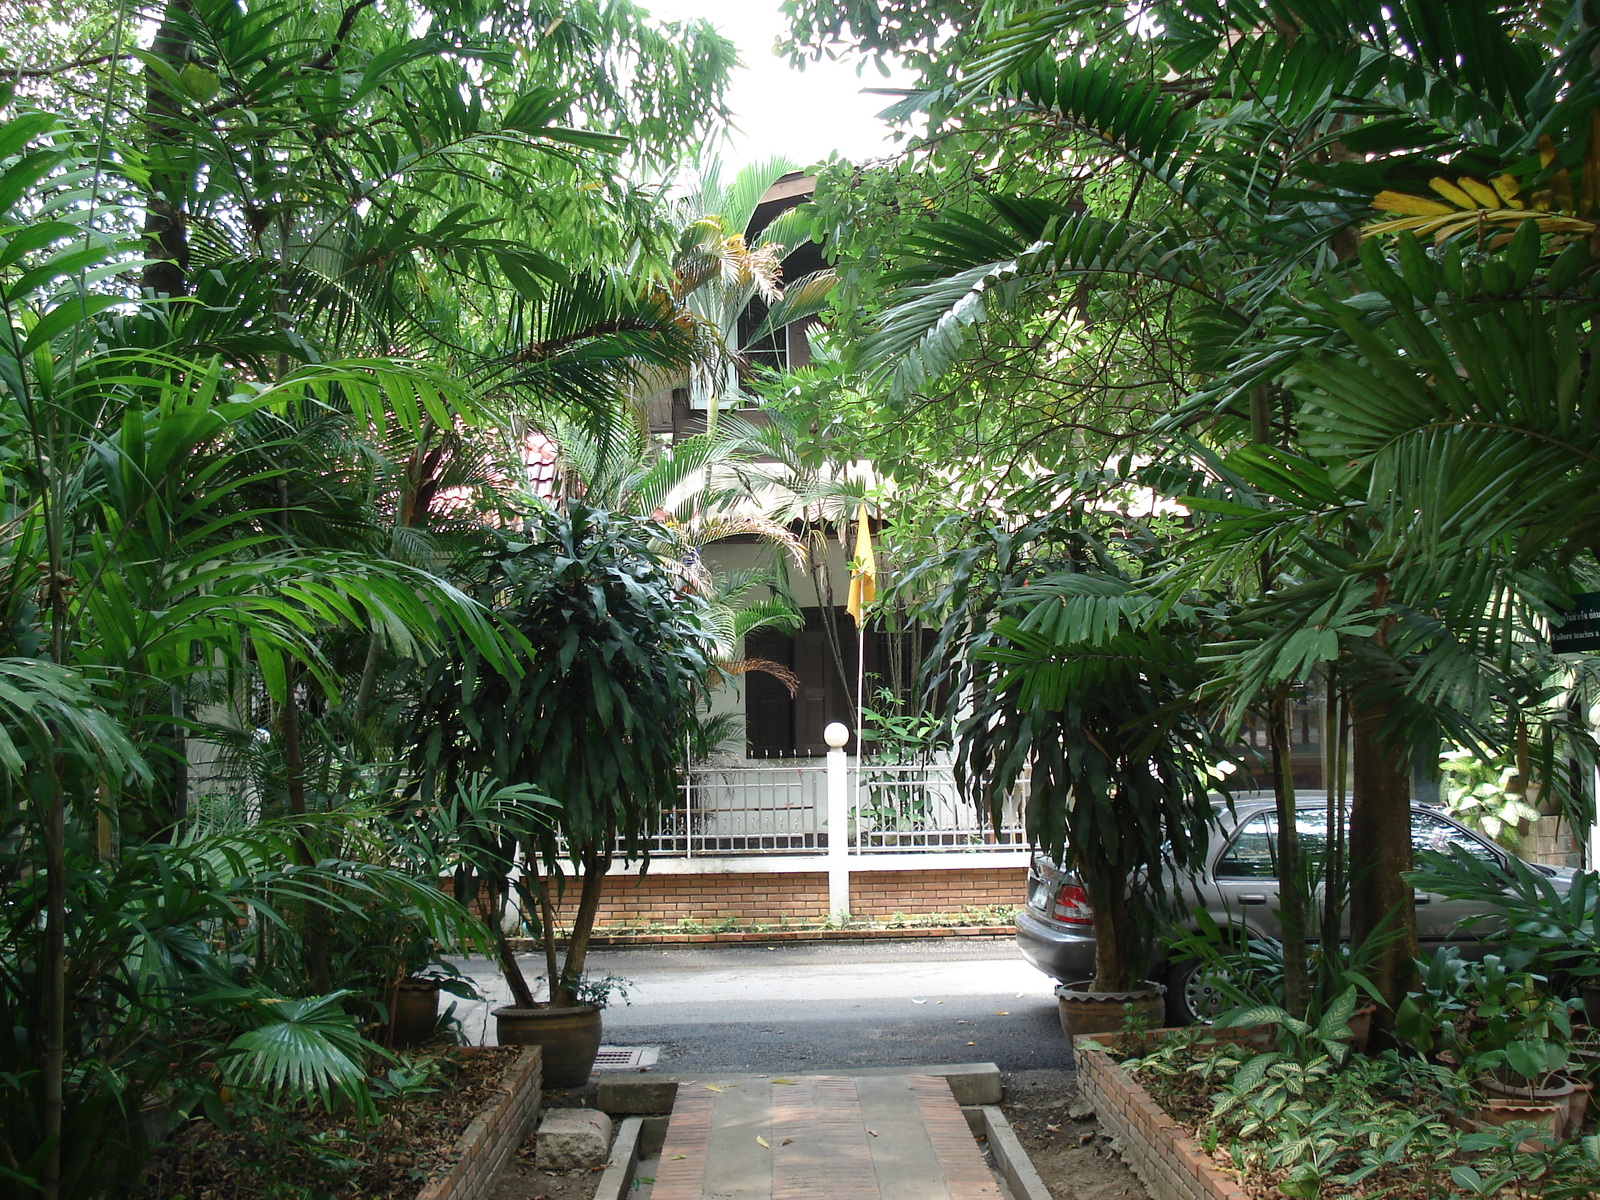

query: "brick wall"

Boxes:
[416, 1046, 542, 1200]
[1075, 1035, 1248, 1200]
[529, 865, 1024, 928]
[848, 867, 1024, 917]
[550, 872, 831, 926]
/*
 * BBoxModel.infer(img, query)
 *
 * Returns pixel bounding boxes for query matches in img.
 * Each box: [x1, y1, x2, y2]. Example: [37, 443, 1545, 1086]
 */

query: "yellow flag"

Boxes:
[846, 503, 876, 626]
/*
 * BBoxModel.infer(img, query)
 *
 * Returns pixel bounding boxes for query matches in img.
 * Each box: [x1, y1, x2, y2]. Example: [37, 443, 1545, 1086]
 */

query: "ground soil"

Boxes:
[144, 1046, 525, 1200]
[996, 1069, 1151, 1200]
[491, 1084, 612, 1200]
[148, 1057, 1150, 1200]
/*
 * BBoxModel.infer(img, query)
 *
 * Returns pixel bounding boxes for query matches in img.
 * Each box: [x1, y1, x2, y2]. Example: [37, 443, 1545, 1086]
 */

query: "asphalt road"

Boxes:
[448, 938, 1070, 1073]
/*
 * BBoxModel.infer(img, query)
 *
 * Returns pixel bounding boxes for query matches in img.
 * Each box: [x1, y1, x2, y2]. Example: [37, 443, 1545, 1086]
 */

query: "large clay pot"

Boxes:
[1475, 1097, 1562, 1149]
[1482, 1071, 1582, 1140]
[382, 977, 442, 1048]
[494, 1004, 603, 1087]
[1055, 981, 1167, 1040]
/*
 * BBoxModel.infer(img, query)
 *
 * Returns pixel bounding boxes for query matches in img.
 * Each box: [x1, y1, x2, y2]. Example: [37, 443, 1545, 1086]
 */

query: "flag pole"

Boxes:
[845, 503, 878, 854]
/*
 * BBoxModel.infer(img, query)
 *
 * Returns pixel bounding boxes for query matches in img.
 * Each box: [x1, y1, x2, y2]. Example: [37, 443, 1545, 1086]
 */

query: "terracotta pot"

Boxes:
[1482, 1072, 1581, 1140]
[494, 1003, 602, 1087]
[1343, 1005, 1377, 1055]
[1474, 1097, 1563, 1149]
[1055, 981, 1167, 1040]
[381, 977, 442, 1048]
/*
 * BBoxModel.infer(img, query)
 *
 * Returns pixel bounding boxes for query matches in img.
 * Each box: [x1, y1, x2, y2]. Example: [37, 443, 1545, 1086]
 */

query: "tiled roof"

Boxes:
[522, 431, 561, 501]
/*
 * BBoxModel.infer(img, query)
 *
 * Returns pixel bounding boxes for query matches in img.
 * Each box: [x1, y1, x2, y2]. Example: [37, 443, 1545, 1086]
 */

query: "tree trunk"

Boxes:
[554, 844, 612, 1006]
[1270, 689, 1310, 1018]
[1087, 864, 1133, 992]
[140, 0, 193, 296]
[1322, 677, 1350, 993]
[278, 672, 330, 993]
[1349, 700, 1417, 1042]
[495, 918, 538, 1010]
[40, 767, 66, 1200]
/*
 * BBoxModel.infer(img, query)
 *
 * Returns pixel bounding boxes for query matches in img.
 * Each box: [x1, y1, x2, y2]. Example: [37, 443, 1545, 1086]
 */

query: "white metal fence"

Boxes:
[852, 764, 1025, 850]
[654, 765, 826, 855]
[648, 761, 1026, 857]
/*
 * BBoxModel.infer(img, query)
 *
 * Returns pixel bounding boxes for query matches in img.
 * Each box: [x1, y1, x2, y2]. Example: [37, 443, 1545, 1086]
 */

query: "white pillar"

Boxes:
[824, 722, 851, 920]
[1589, 766, 1600, 871]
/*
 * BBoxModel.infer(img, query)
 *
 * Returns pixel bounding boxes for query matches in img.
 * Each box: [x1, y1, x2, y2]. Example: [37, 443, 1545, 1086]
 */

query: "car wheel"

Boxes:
[1165, 956, 1233, 1026]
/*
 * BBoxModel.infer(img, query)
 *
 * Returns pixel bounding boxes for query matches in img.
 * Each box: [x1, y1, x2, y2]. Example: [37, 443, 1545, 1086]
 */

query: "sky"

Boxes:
[640, 0, 914, 168]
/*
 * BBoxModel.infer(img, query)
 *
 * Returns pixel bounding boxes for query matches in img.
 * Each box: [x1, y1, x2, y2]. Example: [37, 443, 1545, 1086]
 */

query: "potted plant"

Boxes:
[1409, 844, 1600, 1019]
[410, 503, 716, 1084]
[1444, 954, 1587, 1140]
[316, 812, 498, 1049]
[926, 520, 1224, 1037]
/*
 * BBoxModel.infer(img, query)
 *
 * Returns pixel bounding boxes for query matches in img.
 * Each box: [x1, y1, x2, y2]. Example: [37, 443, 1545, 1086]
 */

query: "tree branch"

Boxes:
[0, 52, 131, 80]
[307, 0, 379, 71]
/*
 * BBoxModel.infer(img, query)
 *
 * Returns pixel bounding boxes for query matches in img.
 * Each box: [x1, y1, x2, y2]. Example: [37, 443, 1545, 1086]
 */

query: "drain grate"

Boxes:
[592, 1045, 660, 1070]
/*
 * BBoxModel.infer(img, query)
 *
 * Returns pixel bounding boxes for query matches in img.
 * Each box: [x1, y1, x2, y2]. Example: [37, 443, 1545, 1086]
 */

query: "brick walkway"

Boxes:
[649, 1073, 1002, 1200]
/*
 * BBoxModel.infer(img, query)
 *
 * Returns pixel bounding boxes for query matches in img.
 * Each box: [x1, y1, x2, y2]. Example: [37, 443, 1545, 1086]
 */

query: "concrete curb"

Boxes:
[977, 1105, 1053, 1200]
[592, 1115, 645, 1200]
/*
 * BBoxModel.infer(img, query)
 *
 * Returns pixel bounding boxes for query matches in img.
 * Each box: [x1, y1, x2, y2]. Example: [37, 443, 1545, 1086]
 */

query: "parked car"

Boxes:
[1015, 795, 1578, 1026]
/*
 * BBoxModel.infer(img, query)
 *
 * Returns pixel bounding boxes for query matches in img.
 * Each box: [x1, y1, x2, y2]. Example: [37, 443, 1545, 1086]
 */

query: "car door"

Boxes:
[1204, 812, 1286, 939]
[1409, 808, 1509, 955]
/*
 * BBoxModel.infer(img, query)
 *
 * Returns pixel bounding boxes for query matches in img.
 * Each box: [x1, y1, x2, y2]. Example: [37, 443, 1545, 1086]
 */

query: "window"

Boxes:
[745, 607, 875, 757]
[737, 295, 788, 374]
[1412, 811, 1497, 862]
[1215, 808, 1498, 881]
[743, 608, 935, 758]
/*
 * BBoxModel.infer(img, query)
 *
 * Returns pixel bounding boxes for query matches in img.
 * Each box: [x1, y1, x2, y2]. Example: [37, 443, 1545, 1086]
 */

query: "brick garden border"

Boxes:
[416, 1046, 543, 1200]
[1074, 1031, 1252, 1200]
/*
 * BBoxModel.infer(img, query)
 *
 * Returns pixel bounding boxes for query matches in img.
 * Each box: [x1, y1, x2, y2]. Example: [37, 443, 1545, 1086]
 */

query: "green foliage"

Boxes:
[1438, 748, 1543, 848]
[1408, 846, 1600, 982]
[410, 503, 715, 1005]
[412, 503, 715, 859]
[908, 507, 1225, 991]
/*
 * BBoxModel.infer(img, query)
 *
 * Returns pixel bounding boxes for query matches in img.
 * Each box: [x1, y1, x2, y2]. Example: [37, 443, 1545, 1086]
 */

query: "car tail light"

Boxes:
[1051, 882, 1093, 925]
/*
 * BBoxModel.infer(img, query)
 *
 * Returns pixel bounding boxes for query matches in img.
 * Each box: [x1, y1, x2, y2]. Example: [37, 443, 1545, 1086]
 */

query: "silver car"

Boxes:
[1015, 795, 1577, 1025]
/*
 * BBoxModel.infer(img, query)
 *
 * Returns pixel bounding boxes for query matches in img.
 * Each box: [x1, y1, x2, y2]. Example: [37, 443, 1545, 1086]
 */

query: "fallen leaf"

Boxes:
[936, 1000, 944, 1004]
[966, 1041, 975, 1046]
[672, 1154, 687, 1161]
[1046, 1124, 1061, 1133]
[911, 999, 926, 1005]
[781, 1138, 793, 1146]
[705, 1084, 726, 1092]
[772, 1078, 798, 1085]
[867, 1129, 879, 1137]
[756, 1136, 770, 1148]
[995, 1010, 1009, 1016]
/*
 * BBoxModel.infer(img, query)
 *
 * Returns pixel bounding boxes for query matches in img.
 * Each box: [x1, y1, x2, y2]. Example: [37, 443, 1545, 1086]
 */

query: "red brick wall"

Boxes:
[416, 1046, 542, 1200]
[531, 866, 1024, 928]
[849, 867, 1025, 917]
[549, 872, 831, 927]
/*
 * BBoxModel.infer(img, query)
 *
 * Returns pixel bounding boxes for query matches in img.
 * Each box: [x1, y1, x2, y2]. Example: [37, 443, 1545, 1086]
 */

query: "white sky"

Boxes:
[640, 0, 915, 167]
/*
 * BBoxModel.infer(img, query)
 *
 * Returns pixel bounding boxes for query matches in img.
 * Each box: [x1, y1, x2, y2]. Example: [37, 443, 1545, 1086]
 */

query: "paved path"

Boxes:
[650, 1072, 1002, 1200]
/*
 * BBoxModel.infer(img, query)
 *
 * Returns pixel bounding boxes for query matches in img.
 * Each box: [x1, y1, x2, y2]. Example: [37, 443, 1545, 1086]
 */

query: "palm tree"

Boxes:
[668, 158, 837, 428]
[818, 0, 1599, 1027]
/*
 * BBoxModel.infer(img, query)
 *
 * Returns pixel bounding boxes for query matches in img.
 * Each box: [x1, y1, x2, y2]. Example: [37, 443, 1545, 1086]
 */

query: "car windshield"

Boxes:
[1215, 809, 1498, 880]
